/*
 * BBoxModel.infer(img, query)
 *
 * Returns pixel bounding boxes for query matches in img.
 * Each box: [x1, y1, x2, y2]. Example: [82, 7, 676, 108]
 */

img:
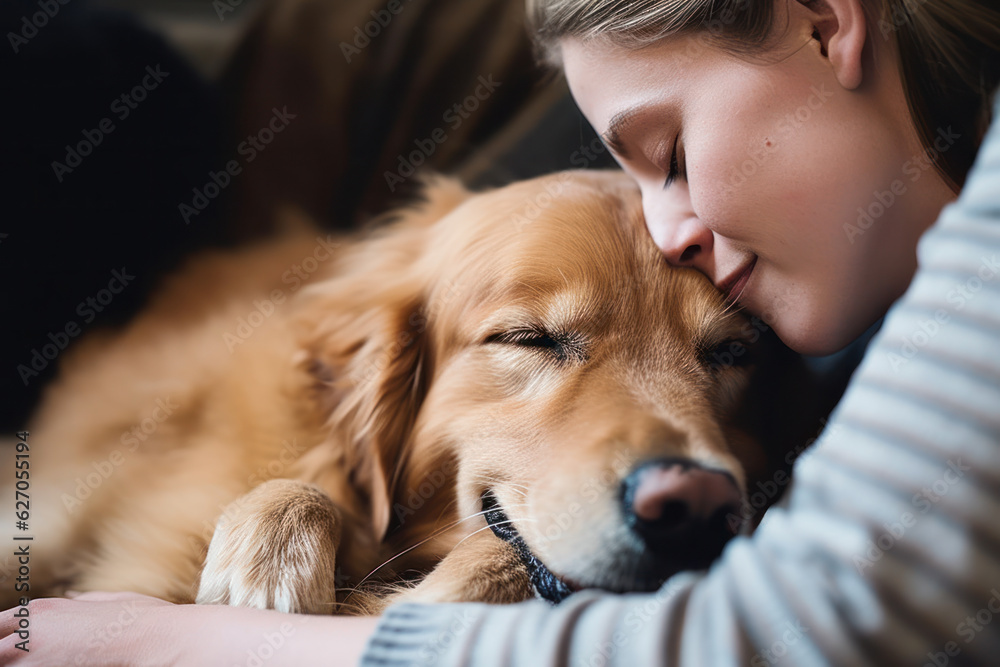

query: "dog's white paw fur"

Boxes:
[196, 479, 341, 614]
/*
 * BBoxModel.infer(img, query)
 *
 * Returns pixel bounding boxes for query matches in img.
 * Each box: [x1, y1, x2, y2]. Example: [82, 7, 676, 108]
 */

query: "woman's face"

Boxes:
[562, 8, 955, 355]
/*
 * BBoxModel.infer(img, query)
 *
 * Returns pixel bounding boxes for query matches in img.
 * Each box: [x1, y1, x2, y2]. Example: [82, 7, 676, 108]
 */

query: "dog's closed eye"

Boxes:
[700, 339, 755, 371]
[484, 329, 587, 363]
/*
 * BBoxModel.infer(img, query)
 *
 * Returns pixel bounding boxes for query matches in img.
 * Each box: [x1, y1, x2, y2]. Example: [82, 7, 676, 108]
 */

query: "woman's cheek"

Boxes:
[687, 141, 772, 243]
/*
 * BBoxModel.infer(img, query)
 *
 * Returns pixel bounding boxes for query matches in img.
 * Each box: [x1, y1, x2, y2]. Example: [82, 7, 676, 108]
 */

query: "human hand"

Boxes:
[0, 591, 185, 666]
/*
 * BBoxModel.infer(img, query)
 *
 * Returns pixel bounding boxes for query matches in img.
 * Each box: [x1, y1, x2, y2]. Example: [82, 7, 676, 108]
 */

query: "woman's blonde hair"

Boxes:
[526, 0, 1000, 190]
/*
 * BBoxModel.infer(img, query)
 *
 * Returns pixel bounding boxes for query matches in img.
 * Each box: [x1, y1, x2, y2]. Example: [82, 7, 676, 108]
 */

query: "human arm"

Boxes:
[359, 101, 1000, 666]
[0, 592, 377, 666]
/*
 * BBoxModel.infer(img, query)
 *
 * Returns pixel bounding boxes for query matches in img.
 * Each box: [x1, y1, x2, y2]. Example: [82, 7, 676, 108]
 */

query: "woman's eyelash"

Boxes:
[663, 135, 682, 189]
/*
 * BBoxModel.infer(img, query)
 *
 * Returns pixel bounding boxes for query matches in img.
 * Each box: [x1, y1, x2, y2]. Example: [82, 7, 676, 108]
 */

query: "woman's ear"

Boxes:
[801, 0, 868, 90]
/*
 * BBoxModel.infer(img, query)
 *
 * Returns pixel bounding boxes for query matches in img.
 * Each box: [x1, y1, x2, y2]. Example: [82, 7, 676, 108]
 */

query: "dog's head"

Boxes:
[299, 170, 802, 598]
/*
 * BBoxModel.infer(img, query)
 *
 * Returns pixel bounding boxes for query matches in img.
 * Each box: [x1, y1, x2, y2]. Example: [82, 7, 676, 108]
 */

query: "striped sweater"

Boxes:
[360, 98, 1000, 667]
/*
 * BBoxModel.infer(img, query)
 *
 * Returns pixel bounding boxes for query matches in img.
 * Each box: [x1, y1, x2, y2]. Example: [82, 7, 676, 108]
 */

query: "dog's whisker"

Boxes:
[463, 473, 530, 492]
[343, 507, 543, 606]
[466, 482, 531, 501]
[719, 281, 750, 318]
[433, 496, 462, 525]
[450, 522, 516, 550]
[343, 508, 496, 605]
[331, 599, 373, 615]
[449, 518, 541, 553]
[709, 294, 744, 325]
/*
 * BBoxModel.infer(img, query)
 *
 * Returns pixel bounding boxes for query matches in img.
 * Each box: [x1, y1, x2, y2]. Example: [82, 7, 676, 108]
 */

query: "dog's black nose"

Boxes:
[621, 458, 742, 572]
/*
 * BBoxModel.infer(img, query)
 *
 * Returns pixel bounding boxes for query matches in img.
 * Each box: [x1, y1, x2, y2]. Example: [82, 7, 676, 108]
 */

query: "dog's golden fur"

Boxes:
[12, 171, 804, 614]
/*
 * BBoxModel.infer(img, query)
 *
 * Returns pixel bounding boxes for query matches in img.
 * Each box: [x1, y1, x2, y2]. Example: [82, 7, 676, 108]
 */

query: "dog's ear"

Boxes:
[295, 175, 469, 539]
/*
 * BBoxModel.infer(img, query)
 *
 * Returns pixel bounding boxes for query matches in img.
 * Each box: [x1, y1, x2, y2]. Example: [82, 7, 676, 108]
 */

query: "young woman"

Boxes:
[3, 1, 999, 664]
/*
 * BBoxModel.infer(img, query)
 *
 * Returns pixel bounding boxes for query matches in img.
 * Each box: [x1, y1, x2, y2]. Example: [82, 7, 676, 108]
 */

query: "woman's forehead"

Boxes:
[560, 36, 717, 131]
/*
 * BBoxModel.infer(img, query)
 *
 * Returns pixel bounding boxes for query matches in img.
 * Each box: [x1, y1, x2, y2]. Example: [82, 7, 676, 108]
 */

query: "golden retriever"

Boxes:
[10, 170, 810, 614]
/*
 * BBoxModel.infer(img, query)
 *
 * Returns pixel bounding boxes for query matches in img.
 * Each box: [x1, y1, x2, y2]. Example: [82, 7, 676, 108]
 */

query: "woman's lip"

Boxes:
[719, 256, 758, 301]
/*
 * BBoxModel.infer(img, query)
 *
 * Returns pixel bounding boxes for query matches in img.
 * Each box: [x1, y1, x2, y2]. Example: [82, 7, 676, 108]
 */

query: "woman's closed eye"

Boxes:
[662, 134, 685, 189]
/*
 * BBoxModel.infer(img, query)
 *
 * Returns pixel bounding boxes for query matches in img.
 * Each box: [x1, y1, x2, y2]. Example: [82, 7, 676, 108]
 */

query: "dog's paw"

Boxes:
[196, 479, 341, 614]
[392, 529, 533, 606]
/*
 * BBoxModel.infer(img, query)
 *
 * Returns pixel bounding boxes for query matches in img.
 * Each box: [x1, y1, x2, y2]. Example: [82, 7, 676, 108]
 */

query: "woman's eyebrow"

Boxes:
[602, 107, 640, 159]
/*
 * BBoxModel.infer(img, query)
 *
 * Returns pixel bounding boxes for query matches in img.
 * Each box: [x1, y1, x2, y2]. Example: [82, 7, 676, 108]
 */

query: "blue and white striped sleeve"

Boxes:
[360, 102, 1000, 667]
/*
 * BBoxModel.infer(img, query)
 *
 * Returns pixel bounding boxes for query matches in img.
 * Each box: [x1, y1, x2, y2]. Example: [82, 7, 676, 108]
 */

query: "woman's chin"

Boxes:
[770, 312, 869, 358]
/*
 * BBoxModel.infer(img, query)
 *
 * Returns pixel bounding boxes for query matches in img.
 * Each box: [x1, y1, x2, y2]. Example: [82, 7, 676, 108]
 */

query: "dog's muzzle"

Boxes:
[482, 492, 574, 604]
[482, 457, 742, 602]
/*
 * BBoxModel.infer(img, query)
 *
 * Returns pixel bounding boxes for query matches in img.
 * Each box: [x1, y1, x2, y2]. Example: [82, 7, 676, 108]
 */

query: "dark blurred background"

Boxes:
[1, 0, 614, 430]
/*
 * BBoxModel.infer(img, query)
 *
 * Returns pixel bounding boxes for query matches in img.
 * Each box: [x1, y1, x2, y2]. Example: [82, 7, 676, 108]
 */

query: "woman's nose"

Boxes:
[644, 190, 714, 268]
[655, 218, 714, 266]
